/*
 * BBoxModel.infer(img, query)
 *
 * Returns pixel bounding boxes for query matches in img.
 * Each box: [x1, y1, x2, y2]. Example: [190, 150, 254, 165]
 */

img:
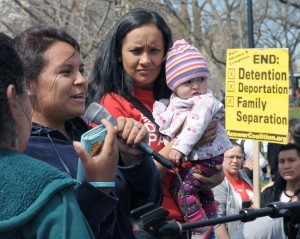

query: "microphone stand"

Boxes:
[130, 201, 300, 239]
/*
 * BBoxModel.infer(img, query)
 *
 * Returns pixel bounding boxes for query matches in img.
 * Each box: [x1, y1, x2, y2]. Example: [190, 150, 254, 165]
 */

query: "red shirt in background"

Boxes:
[226, 174, 253, 202]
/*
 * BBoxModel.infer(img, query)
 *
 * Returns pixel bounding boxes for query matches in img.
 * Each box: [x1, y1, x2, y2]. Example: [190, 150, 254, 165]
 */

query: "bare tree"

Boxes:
[0, 0, 299, 91]
[1, 0, 115, 74]
[257, 0, 300, 92]
[148, 0, 248, 91]
[278, 0, 300, 10]
[132, 0, 299, 92]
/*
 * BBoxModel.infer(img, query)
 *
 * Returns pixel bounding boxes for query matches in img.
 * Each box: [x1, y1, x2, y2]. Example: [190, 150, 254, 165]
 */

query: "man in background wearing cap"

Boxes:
[153, 39, 232, 239]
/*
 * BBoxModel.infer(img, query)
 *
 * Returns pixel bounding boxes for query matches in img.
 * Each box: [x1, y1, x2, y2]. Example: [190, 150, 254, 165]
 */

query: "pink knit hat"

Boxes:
[166, 39, 210, 91]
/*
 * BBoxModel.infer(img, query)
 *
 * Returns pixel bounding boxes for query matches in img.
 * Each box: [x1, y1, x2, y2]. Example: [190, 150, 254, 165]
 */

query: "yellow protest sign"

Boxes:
[225, 48, 289, 144]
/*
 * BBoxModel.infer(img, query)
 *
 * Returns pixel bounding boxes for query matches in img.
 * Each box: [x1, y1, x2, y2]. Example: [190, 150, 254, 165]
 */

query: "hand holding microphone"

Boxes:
[114, 116, 151, 166]
[86, 103, 174, 169]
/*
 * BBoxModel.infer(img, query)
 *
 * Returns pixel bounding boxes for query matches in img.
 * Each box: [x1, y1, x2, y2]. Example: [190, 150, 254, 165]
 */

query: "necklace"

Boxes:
[284, 190, 293, 198]
[281, 190, 293, 203]
[47, 134, 72, 177]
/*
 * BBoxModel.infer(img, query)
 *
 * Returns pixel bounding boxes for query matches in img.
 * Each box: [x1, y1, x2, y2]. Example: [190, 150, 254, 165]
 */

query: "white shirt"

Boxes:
[236, 139, 268, 181]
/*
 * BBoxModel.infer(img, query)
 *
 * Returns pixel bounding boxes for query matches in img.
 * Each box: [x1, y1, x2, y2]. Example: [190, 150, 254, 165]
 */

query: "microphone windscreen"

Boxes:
[85, 102, 117, 126]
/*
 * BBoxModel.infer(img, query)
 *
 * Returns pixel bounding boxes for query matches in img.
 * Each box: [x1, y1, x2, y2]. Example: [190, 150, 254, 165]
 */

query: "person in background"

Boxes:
[261, 143, 300, 207]
[14, 24, 161, 239]
[219, 101, 253, 181]
[212, 141, 253, 239]
[87, 8, 224, 239]
[218, 89, 225, 102]
[152, 39, 232, 239]
[232, 144, 300, 239]
[284, 185, 300, 239]
[290, 120, 300, 145]
[0, 32, 99, 238]
[236, 139, 268, 181]
[233, 213, 287, 239]
[232, 180, 300, 239]
[267, 118, 300, 181]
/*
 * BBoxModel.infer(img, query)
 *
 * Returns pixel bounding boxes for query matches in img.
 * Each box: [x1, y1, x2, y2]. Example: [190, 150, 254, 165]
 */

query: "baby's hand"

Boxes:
[169, 149, 184, 166]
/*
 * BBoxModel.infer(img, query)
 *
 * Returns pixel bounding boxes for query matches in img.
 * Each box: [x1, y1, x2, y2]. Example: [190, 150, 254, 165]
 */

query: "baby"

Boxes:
[153, 39, 232, 239]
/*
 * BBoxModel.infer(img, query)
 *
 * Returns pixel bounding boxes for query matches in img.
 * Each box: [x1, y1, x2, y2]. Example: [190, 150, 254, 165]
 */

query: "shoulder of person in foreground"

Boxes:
[0, 150, 94, 238]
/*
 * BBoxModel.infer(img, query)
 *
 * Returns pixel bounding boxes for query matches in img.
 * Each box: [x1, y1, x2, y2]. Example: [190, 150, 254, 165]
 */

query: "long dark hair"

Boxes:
[14, 24, 80, 82]
[87, 8, 173, 106]
[0, 33, 25, 144]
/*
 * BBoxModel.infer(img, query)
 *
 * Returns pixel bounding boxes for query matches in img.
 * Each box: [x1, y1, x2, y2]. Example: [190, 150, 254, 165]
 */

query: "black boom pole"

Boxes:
[247, 0, 254, 48]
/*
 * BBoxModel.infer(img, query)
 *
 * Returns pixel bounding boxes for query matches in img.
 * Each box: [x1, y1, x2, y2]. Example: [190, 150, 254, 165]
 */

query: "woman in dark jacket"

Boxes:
[15, 24, 162, 239]
[261, 143, 300, 207]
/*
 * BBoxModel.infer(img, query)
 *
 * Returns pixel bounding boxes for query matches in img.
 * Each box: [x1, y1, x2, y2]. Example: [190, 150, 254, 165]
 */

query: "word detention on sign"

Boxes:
[225, 49, 289, 144]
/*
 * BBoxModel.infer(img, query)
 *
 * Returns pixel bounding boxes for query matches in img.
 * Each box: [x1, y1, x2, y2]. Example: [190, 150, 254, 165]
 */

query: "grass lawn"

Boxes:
[289, 107, 300, 119]
[261, 179, 271, 188]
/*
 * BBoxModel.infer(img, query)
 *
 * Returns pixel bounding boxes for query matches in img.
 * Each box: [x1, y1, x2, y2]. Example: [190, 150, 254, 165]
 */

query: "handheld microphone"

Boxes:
[85, 103, 174, 169]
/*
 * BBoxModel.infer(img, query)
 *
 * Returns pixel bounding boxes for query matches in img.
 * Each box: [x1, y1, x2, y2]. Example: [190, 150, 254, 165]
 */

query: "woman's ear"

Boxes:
[6, 84, 17, 110]
[6, 85, 22, 140]
[6, 84, 21, 122]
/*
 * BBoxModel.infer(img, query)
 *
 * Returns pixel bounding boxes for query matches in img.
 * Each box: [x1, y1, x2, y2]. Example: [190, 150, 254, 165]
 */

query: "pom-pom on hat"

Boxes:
[166, 39, 210, 91]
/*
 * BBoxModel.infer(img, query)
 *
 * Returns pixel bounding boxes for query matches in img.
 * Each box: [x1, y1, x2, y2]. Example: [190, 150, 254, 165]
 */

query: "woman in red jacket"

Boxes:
[88, 8, 224, 239]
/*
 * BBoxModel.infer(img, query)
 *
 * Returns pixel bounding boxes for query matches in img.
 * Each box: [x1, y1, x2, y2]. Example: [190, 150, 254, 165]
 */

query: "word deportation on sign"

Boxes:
[225, 49, 289, 144]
